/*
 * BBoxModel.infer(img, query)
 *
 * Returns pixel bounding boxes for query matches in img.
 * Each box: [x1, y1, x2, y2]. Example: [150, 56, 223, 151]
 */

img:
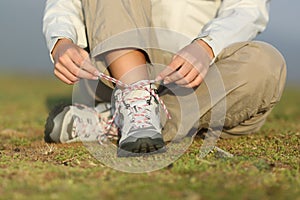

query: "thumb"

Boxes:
[79, 49, 99, 76]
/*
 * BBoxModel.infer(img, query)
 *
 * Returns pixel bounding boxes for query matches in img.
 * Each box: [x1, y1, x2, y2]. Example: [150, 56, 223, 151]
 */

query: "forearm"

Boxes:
[197, 0, 270, 57]
[43, 0, 87, 59]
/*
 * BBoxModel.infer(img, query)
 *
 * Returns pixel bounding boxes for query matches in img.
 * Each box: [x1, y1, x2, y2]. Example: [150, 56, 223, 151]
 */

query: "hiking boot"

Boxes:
[112, 81, 165, 157]
[44, 103, 116, 143]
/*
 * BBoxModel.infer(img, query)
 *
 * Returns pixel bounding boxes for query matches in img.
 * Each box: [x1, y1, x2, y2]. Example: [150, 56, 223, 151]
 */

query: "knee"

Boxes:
[244, 41, 287, 102]
[218, 41, 287, 127]
[248, 41, 286, 78]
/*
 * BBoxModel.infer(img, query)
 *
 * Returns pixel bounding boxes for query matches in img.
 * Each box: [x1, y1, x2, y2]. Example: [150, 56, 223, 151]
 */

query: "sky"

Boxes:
[0, 0, 299, 83]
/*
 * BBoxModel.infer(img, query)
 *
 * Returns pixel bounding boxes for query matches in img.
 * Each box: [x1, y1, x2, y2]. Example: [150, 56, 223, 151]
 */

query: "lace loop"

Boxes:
[97, 72, 171, 120]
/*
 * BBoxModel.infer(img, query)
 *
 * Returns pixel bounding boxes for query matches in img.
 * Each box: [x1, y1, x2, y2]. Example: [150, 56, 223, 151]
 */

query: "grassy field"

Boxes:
[0, 75, 299, 200]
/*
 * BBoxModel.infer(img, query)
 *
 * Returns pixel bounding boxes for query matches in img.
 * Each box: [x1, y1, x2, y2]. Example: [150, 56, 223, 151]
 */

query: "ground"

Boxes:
[0, 75, 299, 200]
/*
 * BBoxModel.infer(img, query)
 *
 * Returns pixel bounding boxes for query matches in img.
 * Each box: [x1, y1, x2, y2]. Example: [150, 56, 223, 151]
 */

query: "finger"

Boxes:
[175, 67, 199, 85]
[54, 68, 77, 85]
[156, 56, 185, 81]
[166, 62, 193, 84]
[177, 61, 193, 77]
[184, 74, 204, 88]
[77, 67, 99, 80]
[80, 57, 100, 77]
[71, 49, 99, 78]
[55, 62, 79, 82]
[65, 47, 85, 67]
[58, 55, 97, 80]
[58, 54, 81, 77]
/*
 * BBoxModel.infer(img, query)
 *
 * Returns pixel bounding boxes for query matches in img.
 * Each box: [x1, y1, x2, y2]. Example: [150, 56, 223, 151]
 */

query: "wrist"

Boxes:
[51, 38, 73, 57]
[195, 39, 214, 60]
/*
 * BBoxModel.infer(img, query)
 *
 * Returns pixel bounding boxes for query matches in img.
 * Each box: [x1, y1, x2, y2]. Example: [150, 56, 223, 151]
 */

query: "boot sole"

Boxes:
[117, 137, 166, 157]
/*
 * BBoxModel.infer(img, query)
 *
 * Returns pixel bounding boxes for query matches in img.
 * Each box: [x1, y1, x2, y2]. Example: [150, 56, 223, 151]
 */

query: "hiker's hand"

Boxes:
[51, 38, 99, 84]
[156, 40, 213, 88]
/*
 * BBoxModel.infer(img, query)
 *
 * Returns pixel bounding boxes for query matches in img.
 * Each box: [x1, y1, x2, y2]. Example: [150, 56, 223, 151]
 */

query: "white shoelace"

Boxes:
[74, 72, 171, 144]
[98, 72, 171, 137]
[114, 89, 153, 129]
[98, 72, 171, 119]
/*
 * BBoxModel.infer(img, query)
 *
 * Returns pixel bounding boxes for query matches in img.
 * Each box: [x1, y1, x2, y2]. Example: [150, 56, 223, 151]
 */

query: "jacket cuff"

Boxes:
[195, 33, 223, 64]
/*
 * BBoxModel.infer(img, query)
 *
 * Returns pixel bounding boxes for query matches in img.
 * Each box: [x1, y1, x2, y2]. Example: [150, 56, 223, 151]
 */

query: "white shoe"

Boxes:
[44, 103, 117, 143]
[112, 81, 165, 157]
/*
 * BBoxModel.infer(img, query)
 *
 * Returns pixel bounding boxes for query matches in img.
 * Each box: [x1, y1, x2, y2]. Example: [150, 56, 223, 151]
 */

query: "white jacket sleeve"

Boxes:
[42, 0, 87, 55]
[198, 0, 270, 57]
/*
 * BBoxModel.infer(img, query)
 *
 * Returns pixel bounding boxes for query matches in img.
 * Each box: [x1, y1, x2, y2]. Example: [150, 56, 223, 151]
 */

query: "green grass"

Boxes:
[0, 75, 299, 200]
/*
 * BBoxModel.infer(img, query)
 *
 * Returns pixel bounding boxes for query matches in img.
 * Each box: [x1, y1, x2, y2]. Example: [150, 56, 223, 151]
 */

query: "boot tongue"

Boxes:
[124, 89, 150, 106]
[122, 81, 152, 105]
[125, 88, 149, 97]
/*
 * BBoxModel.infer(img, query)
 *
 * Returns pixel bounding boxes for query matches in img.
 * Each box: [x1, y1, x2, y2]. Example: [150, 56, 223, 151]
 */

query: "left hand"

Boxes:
[156, 40, 214, 88]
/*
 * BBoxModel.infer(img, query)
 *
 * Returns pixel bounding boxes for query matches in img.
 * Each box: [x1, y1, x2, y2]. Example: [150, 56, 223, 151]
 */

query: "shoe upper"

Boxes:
[44, 103, 116, 143]
[112, 82, 162, 144]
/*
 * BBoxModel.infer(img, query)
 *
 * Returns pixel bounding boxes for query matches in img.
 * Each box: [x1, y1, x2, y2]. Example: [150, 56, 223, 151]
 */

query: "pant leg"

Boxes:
[82, 0, 152, 52]
[215, 41, 287, 138]
[161, 41, 287, 141]
[79, 0, 153, 102]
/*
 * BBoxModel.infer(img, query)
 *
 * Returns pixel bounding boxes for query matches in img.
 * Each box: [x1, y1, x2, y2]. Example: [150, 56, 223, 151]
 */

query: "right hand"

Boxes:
[51, 38, 99, 84]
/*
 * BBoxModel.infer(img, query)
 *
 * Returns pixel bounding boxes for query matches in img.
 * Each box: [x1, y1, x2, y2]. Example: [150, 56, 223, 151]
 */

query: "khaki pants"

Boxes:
[80, 0, 287, 141]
